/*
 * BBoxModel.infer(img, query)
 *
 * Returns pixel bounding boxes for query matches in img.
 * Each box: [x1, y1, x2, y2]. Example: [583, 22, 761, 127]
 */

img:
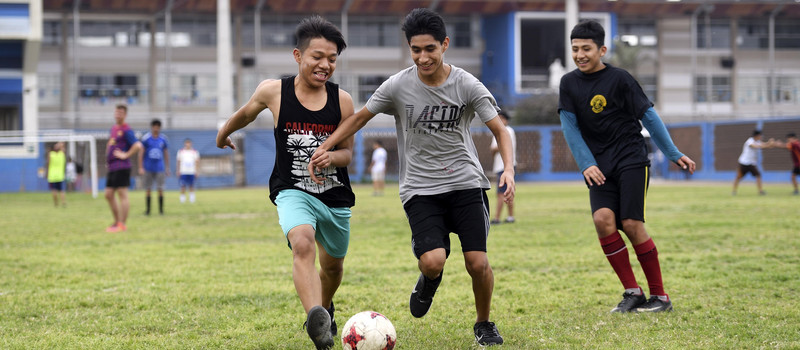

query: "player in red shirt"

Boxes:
[785, 133, 800, 195]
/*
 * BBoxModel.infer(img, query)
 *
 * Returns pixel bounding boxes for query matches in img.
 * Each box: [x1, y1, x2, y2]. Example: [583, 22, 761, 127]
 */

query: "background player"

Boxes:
[106, 104, 142, 233]
[139, 119, 170, 215]
[490, 110, 516, 225]
[559, 21, 696, 313]
[46, 142, 67, 207]
[369, 140, 387, 196]
[783, 133, 800, 195]
[176, 138, 200, 204]
[732, 130, 776, 196]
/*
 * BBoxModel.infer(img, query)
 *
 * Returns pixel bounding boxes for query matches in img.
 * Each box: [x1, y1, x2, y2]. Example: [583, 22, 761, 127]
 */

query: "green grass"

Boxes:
[1, 182, 799, 349]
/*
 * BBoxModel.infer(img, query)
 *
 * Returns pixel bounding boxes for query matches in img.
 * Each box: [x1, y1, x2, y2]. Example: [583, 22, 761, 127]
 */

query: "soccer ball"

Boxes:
[341, 311, 397, 350]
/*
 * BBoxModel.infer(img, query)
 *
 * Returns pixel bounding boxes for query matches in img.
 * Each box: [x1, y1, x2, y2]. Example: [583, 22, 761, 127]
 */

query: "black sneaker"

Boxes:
[635, 296, 673, 313]
[610, 290, 646, 313]
[326, 301, 337, 339]
[474, 321, 504, 345]
[409, 272, 442, 318]
[304, 306, 333, 350]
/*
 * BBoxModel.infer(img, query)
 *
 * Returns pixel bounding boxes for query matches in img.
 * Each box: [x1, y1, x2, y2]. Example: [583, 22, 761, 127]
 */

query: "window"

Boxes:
[43, 20, 61, 46]
[349, 16, 400, 47]
[617, 19, 657, 47]
[738, 19, 800, 49]
[695, 75, 731, 102]
[358, 76, 388, 104]
[447, 17, 472, 48]
[78, 74, 145, 105]
[696, 20, 730, 49]
[0, 107, 20, 131]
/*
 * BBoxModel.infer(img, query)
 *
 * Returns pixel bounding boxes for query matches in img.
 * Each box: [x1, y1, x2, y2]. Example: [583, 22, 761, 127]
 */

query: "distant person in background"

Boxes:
[65, 156, 77, 192]
[490, 111, 516, 225]
[783, 133, 800, 195]
[139, 119, 170, 215]
[105, 104, 143, 233]
[369, 140, 387, 196]
[176, 138, 200, 204]
[732, 130, 776, 196]
[46, 142, 67, 207]
[75, 161, 84, 192]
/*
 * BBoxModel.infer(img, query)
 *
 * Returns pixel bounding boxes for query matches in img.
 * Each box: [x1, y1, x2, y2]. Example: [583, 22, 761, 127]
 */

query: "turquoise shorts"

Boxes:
[275, 189, 351, 258]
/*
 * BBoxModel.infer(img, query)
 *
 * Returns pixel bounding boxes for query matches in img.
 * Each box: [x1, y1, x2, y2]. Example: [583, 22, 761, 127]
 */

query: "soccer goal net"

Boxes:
[0, 130, 100, 198]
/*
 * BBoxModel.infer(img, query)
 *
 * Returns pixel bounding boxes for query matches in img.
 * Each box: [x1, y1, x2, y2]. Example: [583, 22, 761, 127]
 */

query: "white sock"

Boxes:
[189, 192, 195, 203]
[180, 194, 186, 203]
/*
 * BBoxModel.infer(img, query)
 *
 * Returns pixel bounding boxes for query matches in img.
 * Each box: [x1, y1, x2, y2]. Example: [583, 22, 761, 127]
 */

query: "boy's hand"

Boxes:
[582, 165, 605, 186]
[217, 136, 236, 150]
[676, 156, 696, 174]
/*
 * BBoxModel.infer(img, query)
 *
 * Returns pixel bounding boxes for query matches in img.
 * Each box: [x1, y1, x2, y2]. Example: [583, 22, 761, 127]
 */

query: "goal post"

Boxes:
[0, 132, 99, 198]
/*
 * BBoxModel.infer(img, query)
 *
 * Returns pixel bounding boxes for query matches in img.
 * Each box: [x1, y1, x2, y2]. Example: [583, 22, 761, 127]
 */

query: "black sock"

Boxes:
[145, 196, 151, 214]
[158, 195, 164, 214]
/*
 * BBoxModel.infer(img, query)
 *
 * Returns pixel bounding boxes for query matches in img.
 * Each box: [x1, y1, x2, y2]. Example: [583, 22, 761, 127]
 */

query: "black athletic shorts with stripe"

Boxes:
[403, 188, 490, 259]
[589, 166, 649, 230]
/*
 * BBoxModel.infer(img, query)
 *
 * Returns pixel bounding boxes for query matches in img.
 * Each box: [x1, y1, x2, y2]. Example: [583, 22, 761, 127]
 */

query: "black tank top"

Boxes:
[268, 76, 355, 208]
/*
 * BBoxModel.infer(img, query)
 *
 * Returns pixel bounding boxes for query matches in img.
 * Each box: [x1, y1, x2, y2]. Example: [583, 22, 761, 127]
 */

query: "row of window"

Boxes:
[615, 18, 800, 49]
[37, 72, 800, 108]
[42, 15, 473, 49]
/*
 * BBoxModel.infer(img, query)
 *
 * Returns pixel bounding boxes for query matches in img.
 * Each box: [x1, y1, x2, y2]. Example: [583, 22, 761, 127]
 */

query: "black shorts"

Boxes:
[792, 167, 800, 176]
[589, 166, 649, 229]
[738, 163, 761, 177]
[106, 168, 131, 189]
[403, 188, 490, 259]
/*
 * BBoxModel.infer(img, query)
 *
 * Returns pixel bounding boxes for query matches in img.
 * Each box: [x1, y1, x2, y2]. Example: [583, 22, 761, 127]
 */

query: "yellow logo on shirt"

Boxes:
[590, 95, 607, 114]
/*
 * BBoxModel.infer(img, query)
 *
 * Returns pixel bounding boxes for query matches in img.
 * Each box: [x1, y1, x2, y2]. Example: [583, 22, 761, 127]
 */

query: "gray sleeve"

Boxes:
[364, 76, 395, 116]
[467, 75, 500, 123]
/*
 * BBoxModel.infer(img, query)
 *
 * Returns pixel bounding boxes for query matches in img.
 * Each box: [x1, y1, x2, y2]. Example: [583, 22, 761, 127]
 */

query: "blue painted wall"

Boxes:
[481, 13, 518, 108]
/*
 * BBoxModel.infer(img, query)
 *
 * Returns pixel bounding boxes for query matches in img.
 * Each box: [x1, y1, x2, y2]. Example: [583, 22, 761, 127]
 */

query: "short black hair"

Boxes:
[570, 20, 605, 48]
[753, 130, 762, 136]
[498, 110, 511, 120]
[151, 119, 162, 127]
[295, 15, 346, 55]
[115, 104, 128, 113]
[402, 8, 447, 44]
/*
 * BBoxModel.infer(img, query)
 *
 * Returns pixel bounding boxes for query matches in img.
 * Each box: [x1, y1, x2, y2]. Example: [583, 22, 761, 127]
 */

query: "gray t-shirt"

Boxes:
[365, 64, 499, 204]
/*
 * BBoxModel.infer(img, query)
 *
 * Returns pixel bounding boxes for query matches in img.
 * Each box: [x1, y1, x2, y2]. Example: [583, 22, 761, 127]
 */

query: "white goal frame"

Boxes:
[0, 131, 99, 198]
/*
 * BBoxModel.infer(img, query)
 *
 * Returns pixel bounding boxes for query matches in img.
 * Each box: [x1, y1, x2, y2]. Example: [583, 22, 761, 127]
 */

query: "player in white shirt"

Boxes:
[369, 140, 388, 196]
[732, 130, 777, 195]
[490, 111, 516, 224]
[176, 138, 200, 203]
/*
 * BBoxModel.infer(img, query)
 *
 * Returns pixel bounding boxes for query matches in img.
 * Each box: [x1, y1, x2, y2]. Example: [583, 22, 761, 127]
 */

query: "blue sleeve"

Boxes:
[559, 110, 597, 172]
[641, 107, 684, 162]
[124, 130, 138, 149]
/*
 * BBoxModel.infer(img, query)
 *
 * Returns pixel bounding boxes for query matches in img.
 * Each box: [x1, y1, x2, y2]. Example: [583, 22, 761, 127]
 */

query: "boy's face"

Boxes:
[294, 37, 338, 89]
[571, 38, 606, 74]
[114, 108, 127, 124]
[184, 141, 192, 149]
[409, 34, 449, 79]
[151, 124, 161, 134]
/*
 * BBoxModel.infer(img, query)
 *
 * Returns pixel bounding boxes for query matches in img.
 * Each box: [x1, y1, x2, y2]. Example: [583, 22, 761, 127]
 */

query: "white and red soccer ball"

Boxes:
[341, 311, 397, 350]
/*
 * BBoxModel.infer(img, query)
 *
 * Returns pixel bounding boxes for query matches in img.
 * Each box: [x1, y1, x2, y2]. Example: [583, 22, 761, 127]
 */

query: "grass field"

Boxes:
[1, 181, 799, 349]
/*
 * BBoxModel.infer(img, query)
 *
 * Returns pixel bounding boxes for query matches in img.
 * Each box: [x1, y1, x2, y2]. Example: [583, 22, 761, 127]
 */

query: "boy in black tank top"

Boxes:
[216, 16, 354, 350]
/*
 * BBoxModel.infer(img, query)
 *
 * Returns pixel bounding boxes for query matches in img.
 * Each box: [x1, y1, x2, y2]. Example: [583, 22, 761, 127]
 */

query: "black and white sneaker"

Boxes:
[610, 290, 647, 313]
[326, 301, 337, 339]
[636, 296, 673, 313]
[409, 272, 442, 318]
[304, 305, 333, 350]
[474, 321, 504, 345]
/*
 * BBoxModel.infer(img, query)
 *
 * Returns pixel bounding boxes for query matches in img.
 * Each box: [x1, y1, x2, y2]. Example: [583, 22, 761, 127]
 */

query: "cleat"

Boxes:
[504, 216, 515, 223]
[610, 290, 646, 313]
[105, 223, 125, 233]
[490, 219, 501, 225]
[474, 321, 504, 346]
[305, 306, 333, 350]
[635, 296, 673, 313]
[409, 272, 442, 318]
[326, 301, 337, 339]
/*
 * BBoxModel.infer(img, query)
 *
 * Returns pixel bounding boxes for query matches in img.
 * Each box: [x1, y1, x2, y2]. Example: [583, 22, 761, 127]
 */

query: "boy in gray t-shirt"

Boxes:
[310, 8, 515, 346]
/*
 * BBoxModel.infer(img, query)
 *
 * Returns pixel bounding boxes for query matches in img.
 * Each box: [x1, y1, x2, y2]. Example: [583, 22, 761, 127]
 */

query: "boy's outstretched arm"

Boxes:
[216, 79, 277, 150]
[641, 107, 696, 174]
[308, 106, 377, 184]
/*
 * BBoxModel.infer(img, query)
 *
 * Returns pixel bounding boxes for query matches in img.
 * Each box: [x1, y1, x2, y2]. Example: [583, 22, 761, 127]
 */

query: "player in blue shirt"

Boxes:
[559, 21, 695, 313]
[138, 119, 170, 215]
